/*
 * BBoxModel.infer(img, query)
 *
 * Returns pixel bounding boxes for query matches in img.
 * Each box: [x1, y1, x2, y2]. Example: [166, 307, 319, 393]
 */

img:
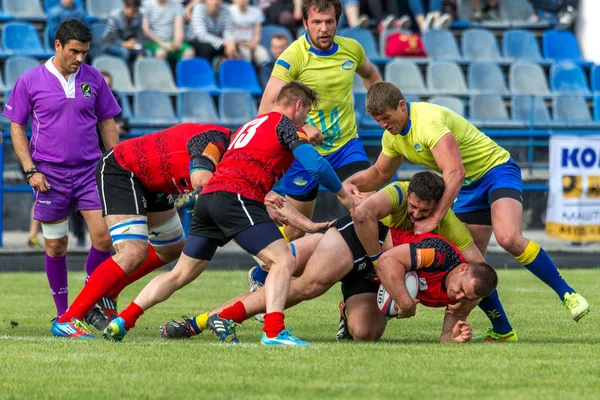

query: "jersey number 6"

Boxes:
[229, 115, 269, 150]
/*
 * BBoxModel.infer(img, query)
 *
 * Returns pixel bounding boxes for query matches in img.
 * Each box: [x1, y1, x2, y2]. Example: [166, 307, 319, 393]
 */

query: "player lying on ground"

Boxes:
[103, 81, 357, 346]
[161, 171, 502, 343]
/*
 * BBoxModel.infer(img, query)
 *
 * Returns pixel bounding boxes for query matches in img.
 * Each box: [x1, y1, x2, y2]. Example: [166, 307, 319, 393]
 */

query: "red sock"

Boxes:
[263, 312, 285, 338]
[218, 301, 248, 324]
[119, 302, 144, 330]
[58, 258, 127, 322]
[106, 245, 165, 299]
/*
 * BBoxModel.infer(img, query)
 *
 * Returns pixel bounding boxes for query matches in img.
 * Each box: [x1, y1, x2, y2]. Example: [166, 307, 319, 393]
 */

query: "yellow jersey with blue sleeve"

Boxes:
[271, 33, 365, 156]
[379, 181, 473, 251]
[381, 102, 510, 186]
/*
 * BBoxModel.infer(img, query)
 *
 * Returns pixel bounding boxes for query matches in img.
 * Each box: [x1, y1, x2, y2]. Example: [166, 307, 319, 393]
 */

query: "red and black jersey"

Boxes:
[113, 123, 231, 194]
[390, 229, 466, 308]
[202, 112, 309, 202]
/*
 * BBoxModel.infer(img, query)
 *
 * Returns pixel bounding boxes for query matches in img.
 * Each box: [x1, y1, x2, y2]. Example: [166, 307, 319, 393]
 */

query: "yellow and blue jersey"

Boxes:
[380, 181, 473, 251]
[381, 102, 511, 186]
[271, 33, 365, 156]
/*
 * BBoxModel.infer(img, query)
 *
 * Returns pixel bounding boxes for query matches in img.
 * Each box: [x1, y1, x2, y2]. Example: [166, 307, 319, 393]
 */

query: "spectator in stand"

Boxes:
[142, 0, 195, 61]
[230, 0, 271, 67]
[99, 71, 129, 139]
[189, 0, 239, 64]
[341, 0, 369, 28]
[260, 0, 302, 34]
[180, 0, 203, 22]
[471, 0, 500, 22]
[103, 0, 147, 64]
[47, 0, 87, 41]
[530, 0, 578, 29]
[260, 33, 290, 88]
[407, 0, 453, 32]
[360, 0, 410, 33]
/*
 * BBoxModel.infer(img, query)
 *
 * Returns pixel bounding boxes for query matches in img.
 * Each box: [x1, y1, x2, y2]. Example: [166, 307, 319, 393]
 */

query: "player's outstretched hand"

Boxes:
[302, 124, 324, 146]
[413, 215, 440, 235]
[29, 171, 51, 192]
[451, 320, 472, 343]
[265, 191, 286, 209]
[397, 298, 419, 319]
[309, 220, 335, 233]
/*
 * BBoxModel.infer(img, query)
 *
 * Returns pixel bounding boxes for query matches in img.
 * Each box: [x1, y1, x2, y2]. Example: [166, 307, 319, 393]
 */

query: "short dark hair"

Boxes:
[275, 81, 320, 109]
[55, 19, 92, 46]
[408, 171, 445, 203]
[124, 0, 142, 7]
[366, 81, 405, 116]
[467, 262, 498, 298]
[301, 0, 343, 23]
[270, 33, 289, 44]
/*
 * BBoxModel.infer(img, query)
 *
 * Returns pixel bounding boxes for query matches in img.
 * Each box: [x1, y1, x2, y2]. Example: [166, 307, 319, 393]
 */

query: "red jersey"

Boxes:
[390, 228, 466, 308]
[202, 112, 309, 202]
[113, 123, 231, 194]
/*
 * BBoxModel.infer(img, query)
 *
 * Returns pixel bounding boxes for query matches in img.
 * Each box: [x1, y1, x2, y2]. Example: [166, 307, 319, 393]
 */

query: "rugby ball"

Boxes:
[377, 271, 419, 317]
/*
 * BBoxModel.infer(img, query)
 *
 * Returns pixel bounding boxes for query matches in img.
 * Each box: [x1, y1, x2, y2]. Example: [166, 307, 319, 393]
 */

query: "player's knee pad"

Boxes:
[148, 214, 184, 247]
[110, 217, 148, 246]
[41, 220, 69, 240]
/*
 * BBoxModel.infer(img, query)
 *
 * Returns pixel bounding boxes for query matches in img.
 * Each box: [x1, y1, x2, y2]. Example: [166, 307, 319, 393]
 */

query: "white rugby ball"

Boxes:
[377, 271, 419, 317]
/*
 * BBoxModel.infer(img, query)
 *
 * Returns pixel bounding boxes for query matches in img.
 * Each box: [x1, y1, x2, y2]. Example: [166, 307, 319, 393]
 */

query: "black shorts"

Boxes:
[189, 191, 275, 246]
[96, 151, 174, 216]
[333, 215, 389, 301]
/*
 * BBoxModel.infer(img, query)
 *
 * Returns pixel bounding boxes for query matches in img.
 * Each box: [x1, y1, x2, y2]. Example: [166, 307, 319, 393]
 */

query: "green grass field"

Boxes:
[1, 269, 598, 400]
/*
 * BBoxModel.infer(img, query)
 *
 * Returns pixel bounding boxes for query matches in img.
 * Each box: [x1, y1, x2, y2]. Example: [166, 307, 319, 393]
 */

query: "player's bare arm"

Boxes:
[258, 76, 287, 115]
[356, 57, 382, 89]
[376, 245, 419, 318]
[347, 152, 403, 193]
[98, 117, 120, 151]
[460, 243, 485, 263]
[414, 134, 465, 234]
[440, 304, 475, 343]
[353, 190, 392, 257]
[10, 121, 50, 192]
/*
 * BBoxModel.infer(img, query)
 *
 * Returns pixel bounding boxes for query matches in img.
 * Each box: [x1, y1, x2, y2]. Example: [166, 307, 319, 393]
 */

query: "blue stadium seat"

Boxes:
[509, 63, 551, 95]
[470, 94, 526, 128]
[502, 30, 544, 62]
[553, 95, 600, 127]
[592, 65, 600, 94]
[3, 0, 46, 21]
[296, 27, 306, 39]
[131, 91, 178, 127]
[422, 29, 461, 61]
[44, 0, 83, 12]
[468, 62, 508, 95]
[219, 90, 257, 126]
[89, 23, 107, 60]
[4, 56, 39, 88]
[511, 95, 552, 127]
[404, 95, 421, 102]
[218, 59, 262, 95]
[134, 58, 178, 92]
[178, 91, 220, 123]
[87, 0, 122, 19]
[594, 96, 600, 121]
[385, 60, 429, 95]
[2, 22, 53, 57]
[543, 30, 584, 62]
[353, 92, 379, 129]
[260, 25, 293, 57]
[550, 62, 591, 95]
[427, 61, 468, 95]
[92, 55, 135, 93]
[428, 96, 464, 116]
[338, 27, 386, 63]
[461, 29, 502, 62]
[499, 0, 545, 26]
[176, 58, 219, 94]
[0, 71, 7, 92]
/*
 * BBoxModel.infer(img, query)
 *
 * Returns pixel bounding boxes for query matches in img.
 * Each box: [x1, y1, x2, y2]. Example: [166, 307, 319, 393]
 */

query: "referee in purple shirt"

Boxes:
[3, 20, 121, 325]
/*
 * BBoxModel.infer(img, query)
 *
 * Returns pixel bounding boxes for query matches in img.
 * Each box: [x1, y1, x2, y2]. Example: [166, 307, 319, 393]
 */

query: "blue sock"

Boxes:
[478, 289, 512, 335]
[252, 265, 269, 285]
[517, 241, 574, 301]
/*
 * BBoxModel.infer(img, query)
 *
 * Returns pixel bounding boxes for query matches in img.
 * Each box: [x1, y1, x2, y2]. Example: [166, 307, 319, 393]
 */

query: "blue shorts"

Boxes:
[281, 138, 370, 198]
[453, 158, 523, 215]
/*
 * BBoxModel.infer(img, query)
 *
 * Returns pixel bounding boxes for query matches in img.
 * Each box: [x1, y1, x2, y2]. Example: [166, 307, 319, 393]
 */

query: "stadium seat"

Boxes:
[461, 29, 503, 61]
[0, 72, 7, 92]
[260, 25, 293, 56]
[87, 0, 122, 19]
[422, 30, 461, 61]
[384, 60, 429, 95]
[44, 0, 83, 12]
[176, 58, 219, 94]
[92, 55, 136, 93]
[553, 95, 600, 127]
[2, 22, 53, 57]
[353, 64, 381, 93]
[427, 61, 468, 95]
[543, 30, 584, 62]
[592, 65, 600, 94]
[178, 91, 220, 123]
[499, 0, 533, 22]
[296, 27, 306, 39]
[404, 95, 421, 102]
[502, 30, 544, 62]
[470, 94, 526, 128]
[456, 0, 473, 21]
[218, 59, 262, 96]
[89, 23, 107, 60]
[353, 92, 379, 129]
[2, 0, 46, 21]
[509, 63, 551, 95]
[594, 96, 600, 121]
[338, 27, 386, 63]
[550, 62, 591, 95]
[4, 56, 39, 89]
[131, 91, 179, 127]
[511, 95, 552, 127]
[219, 90, 257, 126]
[134, 58, 178, 92]
[428, 96, 465, 116]
[468, 62, 509, 95]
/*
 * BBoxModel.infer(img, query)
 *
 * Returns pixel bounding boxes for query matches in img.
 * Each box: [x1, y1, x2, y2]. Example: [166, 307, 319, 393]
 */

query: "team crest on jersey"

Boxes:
[341, 60, 354, 70]
[293, 176, 308, 186]
[80, 83, 92, 98]
[413, 143, 424, 153]
[418, 277, 428, 291]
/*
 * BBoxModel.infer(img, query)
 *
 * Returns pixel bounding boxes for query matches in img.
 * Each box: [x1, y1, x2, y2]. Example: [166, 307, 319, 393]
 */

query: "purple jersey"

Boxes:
[3, 58, 121, 166]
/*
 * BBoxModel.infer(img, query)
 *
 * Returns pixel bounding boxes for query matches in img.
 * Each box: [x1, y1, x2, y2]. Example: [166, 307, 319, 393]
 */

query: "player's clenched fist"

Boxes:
[451, 320, 472, 343]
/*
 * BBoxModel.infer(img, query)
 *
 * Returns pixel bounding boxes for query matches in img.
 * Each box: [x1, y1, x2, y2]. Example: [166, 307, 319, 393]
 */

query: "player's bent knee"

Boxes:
[297, 281, 327, 301]
[284, 226, 306, 241]
[148, 214, 185, 260]
[42, 220, 69, 240]
[348, 322, 383, 342]
[114, 240, 149, 273]
[494, 232, 522, 254]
